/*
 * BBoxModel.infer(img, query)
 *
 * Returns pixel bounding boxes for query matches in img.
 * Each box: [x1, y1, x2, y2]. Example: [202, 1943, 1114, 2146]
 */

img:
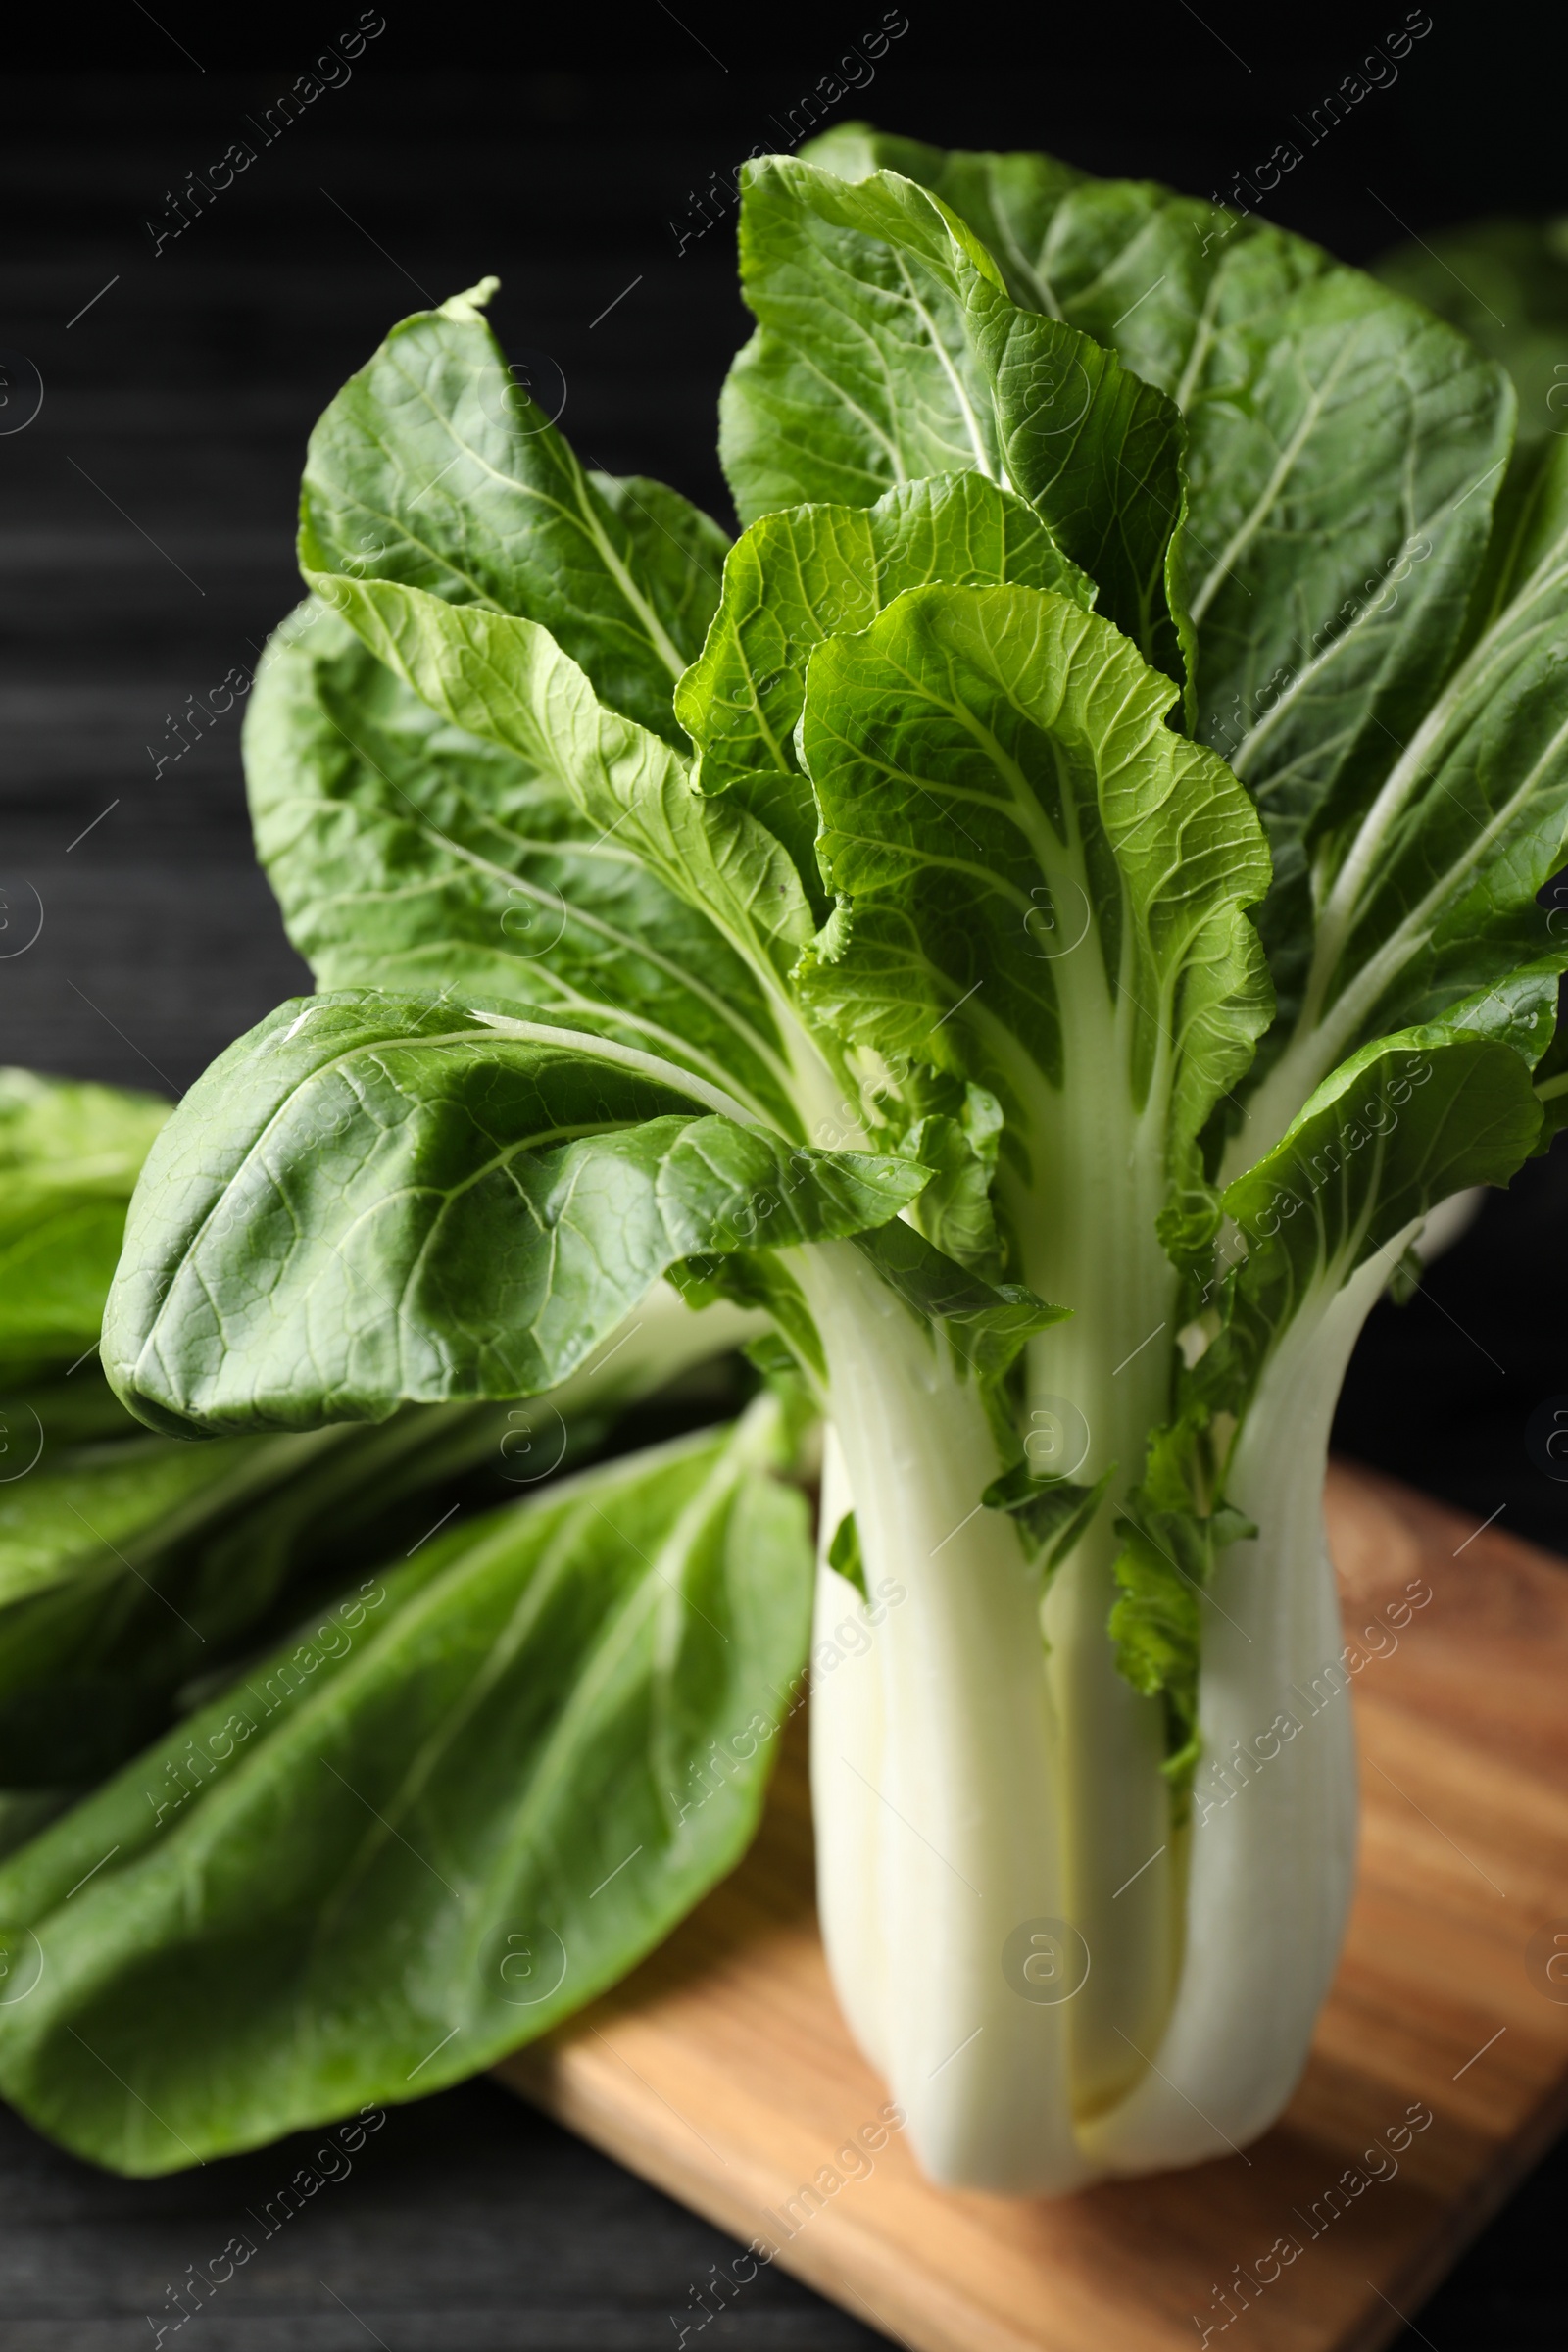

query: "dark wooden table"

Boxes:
[3, 38, 1566, 2349]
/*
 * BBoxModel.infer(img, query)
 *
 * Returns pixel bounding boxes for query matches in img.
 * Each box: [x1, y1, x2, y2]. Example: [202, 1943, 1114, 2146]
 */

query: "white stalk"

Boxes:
[798, 1242, 1090, 2193]
[808, 1431, 893, 2077]
[1001, 1034, 1184, 2121]
[1079, 1237, 1408, 2171]
[1040, 1506, 1178, 2121]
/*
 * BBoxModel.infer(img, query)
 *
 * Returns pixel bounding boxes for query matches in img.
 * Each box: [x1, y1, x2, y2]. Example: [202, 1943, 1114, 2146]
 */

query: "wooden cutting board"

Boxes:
[497, 1461, 1568, 2352]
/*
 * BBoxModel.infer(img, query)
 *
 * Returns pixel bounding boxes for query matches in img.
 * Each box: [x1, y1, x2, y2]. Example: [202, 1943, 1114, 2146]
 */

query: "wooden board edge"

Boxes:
[497, 2044, 947, 2351]
[1344, 2064, 1568, 2352]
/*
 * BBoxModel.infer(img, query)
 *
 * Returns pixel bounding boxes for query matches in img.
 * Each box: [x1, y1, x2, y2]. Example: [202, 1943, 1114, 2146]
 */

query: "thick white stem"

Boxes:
[1040, 1508, 1177, 2118]
[1007, 1049, 1182, 2119]
[800, 1244, 1090, 2193]
[1078, 1240, 1406, 2172]
[809, 1432, 894, 2079]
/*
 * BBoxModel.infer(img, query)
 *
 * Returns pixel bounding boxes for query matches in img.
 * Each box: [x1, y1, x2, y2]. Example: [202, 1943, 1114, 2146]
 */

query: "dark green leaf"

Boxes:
[1233, 433, 1568, 1154]
[1373, 215, 1568, 445]
[1107, 1409, 1254, 1792]
[718, 158, 1190, 688]
[1108, 1529, 1200, 1785]
[298, 283, 728, 746]
[670, 1250, 826, 1385]
[1532, 1006, 1568, 1151]
[244, 600, 802, 1132]
[0, 1397, 811, 2173]
[0, 1071, 169, 1387]
[102, 994, 928, 1438]
[3, 1288, 765, 1787]
[1206, 1023, 1543, 1415]
[850, 1216, 1063, 1385]
[983, 1457, 1115, 1576]
[0, 1427, 280, 1778]
[826, 1508, 866, 1599]
[298, 577, 824, 1023]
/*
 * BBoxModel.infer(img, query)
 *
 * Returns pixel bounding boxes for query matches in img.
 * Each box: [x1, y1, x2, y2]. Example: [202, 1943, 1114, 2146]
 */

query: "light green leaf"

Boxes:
[840, 133, 1568, 1186]
[896, 1099, 1004, 1278]
[0, 1072, 169, 1387]
[801, 124, 1088, 318]
[298, 291, 729, 745]
[718, 158, 1189, 688]
[0, 1070, 167, 1186]
[244, 600, 803, 1132]
[1207, 1023, 1542, 1414]
[720, 157, 1009, 514]
[302, 576, 823, 1028]
[796, 583, 1271, 1201]
[675, 472, 1093, 909]
[1107, 1531, 1200, 1778]
[0, 1396, 811, 2173]
[101, 993, 929, 1438]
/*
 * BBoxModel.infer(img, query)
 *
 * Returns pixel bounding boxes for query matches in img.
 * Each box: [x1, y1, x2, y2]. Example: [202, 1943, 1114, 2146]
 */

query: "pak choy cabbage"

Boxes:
[0, 1067, 756, 1791]
[5, 126, 1566, 2189]
[0, 1068, 777, 2150]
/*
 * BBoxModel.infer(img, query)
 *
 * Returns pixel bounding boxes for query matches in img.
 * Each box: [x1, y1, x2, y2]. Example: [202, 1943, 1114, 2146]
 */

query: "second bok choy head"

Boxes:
[98, 125, 1568, 2193]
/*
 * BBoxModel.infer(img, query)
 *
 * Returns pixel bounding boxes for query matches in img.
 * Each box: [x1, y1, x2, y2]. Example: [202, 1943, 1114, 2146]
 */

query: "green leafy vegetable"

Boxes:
[13, 130, 1560, 2201]
[0, 1394, 810, 2172]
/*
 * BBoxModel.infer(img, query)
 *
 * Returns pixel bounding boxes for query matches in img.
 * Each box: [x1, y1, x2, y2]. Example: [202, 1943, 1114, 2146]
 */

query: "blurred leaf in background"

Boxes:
[1375, 217, 1568, 444]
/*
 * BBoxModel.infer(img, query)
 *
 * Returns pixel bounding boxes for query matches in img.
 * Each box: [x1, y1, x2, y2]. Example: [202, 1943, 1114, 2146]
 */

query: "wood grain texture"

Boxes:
[498, 1460, 1568, 2352]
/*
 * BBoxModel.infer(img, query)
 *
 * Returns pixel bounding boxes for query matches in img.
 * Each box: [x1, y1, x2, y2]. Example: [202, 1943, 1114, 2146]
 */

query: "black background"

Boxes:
[3, 5, 1568, 2344]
